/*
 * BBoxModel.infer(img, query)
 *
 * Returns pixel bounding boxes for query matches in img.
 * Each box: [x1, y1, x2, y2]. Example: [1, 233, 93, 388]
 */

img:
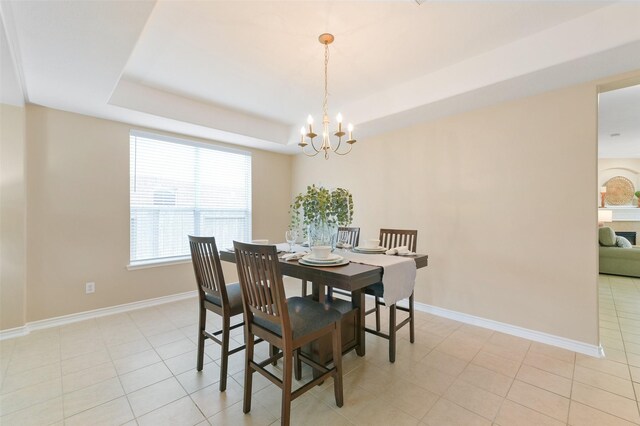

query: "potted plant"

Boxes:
[289, 185, 354, 247]
[635, 191, 640, 207]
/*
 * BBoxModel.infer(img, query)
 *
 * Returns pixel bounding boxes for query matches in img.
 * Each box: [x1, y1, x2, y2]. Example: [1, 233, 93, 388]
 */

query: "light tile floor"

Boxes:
[2, 274, 640, 425]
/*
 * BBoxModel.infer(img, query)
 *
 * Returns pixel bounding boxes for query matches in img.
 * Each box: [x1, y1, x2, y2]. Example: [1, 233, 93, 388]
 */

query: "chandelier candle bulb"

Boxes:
[307, 115, 313, 133]
[348, 123, 353, 140]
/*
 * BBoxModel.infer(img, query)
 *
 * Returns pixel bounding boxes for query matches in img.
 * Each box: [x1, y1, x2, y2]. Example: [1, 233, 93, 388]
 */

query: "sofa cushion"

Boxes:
[599, 227, 617, 246]
[600, 245, 640, 277]
[616, 236, 633, 248]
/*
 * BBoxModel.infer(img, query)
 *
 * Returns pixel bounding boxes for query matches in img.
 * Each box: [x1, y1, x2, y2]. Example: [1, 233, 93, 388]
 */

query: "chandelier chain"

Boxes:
[323, 42, 329, 118]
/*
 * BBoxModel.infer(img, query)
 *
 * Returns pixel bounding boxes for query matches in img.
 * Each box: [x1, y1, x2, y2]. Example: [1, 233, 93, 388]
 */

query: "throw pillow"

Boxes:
[599, 227, 617, 246]
[616, 236, 633, 248]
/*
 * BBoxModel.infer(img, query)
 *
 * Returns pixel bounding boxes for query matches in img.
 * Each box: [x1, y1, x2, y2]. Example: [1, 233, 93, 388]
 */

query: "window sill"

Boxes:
[127, 257, 192, 270]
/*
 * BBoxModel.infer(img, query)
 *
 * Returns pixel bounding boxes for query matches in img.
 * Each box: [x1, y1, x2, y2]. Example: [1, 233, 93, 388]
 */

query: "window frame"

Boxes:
[128, 130, 252, 268]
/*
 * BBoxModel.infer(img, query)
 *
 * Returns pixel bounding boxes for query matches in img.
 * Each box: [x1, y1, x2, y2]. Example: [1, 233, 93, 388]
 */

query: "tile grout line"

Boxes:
[55, 310, 193, 423]
[568, 314, 578, 426]
[491, 354, 521, 423]
[590, 278, 640, 425]
[57, 318, 129, 422]
[589, 276, 640, 425]
[0, 328, 65, 420]
[124, 306, 208, 423]
[0, 340, 16, 393]
[9, 276, 640, 425]
[99, 314, 138, 424]
[419, 323, 492, 423]
[58, 324, 65, 423]
[612, 275, 640, 422]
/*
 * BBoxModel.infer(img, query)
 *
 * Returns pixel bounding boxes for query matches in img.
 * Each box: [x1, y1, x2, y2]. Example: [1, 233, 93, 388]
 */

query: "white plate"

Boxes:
[299, 258, 349, 267]
[353, 246, 386, 253]
[302, 254, 343, 264]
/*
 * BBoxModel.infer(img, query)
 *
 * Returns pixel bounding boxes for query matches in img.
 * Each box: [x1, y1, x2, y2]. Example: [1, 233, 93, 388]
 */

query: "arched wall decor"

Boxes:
[604, 175, 635, 205]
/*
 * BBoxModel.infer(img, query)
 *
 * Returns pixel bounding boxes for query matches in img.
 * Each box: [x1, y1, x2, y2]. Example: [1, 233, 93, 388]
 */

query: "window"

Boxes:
[129, 130, 252, 265]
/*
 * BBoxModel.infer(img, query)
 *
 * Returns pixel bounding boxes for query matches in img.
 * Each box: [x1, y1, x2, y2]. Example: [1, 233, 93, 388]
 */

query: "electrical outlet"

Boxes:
[85, 282, 95, 294]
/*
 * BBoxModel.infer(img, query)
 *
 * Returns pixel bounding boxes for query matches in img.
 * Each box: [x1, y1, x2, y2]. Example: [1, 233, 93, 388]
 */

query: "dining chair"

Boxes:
[337, 226, 361, 248]
[234, 241, 344, 426]
[302, 226, 360, 297]
[189, 235, 248, 392]
[364, 228, 417, 363]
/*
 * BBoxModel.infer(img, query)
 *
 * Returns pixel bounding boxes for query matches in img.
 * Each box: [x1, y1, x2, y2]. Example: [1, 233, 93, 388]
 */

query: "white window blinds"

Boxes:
[129, 131, 252, 264]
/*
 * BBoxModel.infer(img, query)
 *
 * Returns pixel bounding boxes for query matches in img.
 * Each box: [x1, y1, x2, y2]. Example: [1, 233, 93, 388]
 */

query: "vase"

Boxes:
[307, 222, 338, 250]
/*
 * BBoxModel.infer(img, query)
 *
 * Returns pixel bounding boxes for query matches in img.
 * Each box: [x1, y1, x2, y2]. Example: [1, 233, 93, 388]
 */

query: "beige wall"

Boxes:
[0, 104, 27, 330]
[22, 106, 291, 323]
[293, 82, 600, 344]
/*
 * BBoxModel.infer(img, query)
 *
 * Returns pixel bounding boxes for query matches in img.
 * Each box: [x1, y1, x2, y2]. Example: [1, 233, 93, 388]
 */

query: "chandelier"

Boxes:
[299, 33, 356, 159]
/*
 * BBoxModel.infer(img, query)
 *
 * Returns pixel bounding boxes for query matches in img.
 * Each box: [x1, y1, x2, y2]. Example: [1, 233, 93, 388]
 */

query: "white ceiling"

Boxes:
[599, 84, 640, 158]
[123, 1, 607, 124]
[0, 11, 23, 106]
[2, 1, 640, 153]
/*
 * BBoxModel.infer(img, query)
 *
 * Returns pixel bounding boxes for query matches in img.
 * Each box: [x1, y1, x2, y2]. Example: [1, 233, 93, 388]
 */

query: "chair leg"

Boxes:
[301, 279, 307, 296]
[243, 330, 254, 414]
[281, 347, 293, 426]
[409, 293, 415, 344]
[389, 304, 396, 363]
[270, 344, 278, 366]
[375, 297, 381, 332]
[219, 315, 230, 392]
[196, 304, 206, 371]
[293, 349, 302, 380]
[327, 287, 333, 298]
[332, 323, 344, 407]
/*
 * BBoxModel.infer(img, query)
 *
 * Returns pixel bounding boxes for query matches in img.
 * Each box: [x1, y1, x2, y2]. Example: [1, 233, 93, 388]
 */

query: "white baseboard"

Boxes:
[2, 290, 605, 358]
[400, 300, 604, 358]
[0, 326, 29, 340]
[0, 290, 197, 341]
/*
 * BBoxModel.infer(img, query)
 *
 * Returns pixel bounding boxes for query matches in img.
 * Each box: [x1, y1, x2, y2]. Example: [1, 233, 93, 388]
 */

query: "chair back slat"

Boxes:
[189, 235, 228, 304]
[338, 227, 360, 247]
[379, 229, 418, 252]
[234, 241, 289, 334]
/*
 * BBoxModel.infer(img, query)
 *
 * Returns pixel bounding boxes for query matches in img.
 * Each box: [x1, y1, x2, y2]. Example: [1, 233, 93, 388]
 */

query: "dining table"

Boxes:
[219, 245, 428, 367]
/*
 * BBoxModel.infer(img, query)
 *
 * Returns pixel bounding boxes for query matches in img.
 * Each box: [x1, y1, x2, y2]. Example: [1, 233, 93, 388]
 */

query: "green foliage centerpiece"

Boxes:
[289, 185, 354, 248]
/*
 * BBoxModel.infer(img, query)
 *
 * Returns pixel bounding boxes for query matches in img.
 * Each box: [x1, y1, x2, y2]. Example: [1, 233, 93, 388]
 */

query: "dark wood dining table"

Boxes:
[220, 248, 428, 362]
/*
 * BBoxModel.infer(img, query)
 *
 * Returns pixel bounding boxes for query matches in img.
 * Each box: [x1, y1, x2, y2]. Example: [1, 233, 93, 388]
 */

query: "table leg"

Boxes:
[311, 281, 326, 304]
[310, 280, 328, 381]
[352, 289, 366, 357]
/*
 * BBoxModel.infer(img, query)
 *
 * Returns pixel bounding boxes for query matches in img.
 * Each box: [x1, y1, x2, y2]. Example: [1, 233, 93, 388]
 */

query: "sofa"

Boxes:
[599, 227, 640, 277]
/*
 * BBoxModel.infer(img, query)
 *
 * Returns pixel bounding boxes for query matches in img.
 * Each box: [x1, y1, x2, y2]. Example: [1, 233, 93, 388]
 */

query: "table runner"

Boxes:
[341, 251, 416, 306]
[275, 243, 416, 305]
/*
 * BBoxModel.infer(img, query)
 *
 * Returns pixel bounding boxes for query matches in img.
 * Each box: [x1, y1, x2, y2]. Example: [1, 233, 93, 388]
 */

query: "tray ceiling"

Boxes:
[2, 1, 640, 153]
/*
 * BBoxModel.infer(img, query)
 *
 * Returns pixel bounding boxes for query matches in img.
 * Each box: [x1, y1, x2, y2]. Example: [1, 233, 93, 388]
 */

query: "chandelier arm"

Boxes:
[333, 143, 353, 156]
[308, 137, 322, 153]
[332, 137, 342, 153]
[301, 144, 321, 157]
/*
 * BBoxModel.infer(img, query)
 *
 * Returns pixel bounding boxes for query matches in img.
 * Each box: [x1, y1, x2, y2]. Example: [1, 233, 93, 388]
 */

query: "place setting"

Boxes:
[282, 243, 349, 267]
[298, 245, 349, 267]
[352, 238, 387, 254]
[279, 227, 350, 266]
